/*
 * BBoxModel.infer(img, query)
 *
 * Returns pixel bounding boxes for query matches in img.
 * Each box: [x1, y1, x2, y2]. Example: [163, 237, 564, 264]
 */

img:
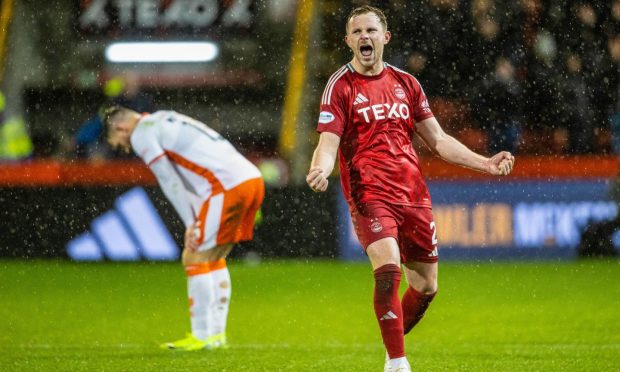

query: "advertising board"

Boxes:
[338, 180, 617, 260]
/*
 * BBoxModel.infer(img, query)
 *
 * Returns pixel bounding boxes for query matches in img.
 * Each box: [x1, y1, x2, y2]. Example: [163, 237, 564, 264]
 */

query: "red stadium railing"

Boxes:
[0, 156, 617, 186]
[421, 156, 619, 181]
[0, 160, 157, 186]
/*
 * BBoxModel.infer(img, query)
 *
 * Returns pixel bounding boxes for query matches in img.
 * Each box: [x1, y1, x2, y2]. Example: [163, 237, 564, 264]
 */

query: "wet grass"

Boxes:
[0, 259, 618, 371]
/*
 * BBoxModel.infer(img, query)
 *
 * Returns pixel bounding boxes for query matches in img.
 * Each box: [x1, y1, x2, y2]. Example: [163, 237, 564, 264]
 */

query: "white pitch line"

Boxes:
[13, 342, 382, 350]
[13, 342, 620, 350]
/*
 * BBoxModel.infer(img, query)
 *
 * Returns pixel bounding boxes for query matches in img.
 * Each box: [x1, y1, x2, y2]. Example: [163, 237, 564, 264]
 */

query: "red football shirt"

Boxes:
[316, 62, 434, 209]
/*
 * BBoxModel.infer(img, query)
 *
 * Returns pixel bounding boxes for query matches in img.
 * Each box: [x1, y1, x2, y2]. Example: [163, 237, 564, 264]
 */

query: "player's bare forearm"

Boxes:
[307, 132, 340, 192]
[310, 147, 336, 177]
[417, 117, 515, 176]
[434, 134, 489, 171]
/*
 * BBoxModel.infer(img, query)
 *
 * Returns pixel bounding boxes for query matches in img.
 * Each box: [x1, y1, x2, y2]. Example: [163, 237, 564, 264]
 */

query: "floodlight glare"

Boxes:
[105, 42, 219, 63]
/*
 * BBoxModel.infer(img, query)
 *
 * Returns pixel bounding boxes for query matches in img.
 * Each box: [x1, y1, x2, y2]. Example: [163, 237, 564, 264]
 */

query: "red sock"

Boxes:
[402, 286, 436, 335]
[373, 264, 405, 359]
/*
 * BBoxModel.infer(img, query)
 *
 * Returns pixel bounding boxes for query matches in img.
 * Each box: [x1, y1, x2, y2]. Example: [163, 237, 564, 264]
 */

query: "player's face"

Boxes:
[345, 13, 391, 72]
[107, 120, 132, 153]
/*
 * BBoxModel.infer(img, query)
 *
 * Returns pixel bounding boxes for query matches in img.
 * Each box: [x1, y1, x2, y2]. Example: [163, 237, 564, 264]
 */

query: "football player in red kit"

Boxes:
[306, 5, 514, 372]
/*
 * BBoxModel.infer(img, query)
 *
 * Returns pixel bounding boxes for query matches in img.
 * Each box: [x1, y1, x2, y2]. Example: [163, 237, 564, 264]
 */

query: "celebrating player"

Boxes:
[306, 6, 514, 371]
[104, 107, 264, 351]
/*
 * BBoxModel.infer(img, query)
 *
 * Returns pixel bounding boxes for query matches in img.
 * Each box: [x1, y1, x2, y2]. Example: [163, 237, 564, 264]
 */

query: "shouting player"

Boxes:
[104, 107, 264, 351]
[306, 6, 514, 371]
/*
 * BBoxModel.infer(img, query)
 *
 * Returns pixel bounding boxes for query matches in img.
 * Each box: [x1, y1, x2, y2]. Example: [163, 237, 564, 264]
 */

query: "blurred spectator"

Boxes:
[406, 52, 427, 75]
[332, 1, 620, 154]
[558, 53, 595, 153]
[63, 73, 155, 159]
[513, 0, 544, 50]
[464, 0, 503, 83]
[395, 0, 466, 97]
[523, 31, 561, 143]
[0, 90, 33, 161]
[603, 0, 620, 36]
[564, 2, 609, 136]
[579, 170, 620, 257]
[405, 51, 430, 85]
[473, 57, 522, 154]
[608, 33, 620, 153]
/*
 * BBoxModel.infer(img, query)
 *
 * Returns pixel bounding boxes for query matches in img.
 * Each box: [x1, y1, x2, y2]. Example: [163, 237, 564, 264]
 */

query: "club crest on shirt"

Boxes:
[370, 219, 383, 233]
[394, 87, 406, 100]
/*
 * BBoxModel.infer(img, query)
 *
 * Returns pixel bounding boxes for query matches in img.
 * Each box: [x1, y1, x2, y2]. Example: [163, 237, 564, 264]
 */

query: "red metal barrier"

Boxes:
[0, 156, 617, 186]
[0, 160, 156, 186]
[422, 156, 619, 181]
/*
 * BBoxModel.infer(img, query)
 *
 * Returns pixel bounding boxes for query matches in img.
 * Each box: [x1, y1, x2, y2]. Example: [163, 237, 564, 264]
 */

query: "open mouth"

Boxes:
[360, 45, 373, 57]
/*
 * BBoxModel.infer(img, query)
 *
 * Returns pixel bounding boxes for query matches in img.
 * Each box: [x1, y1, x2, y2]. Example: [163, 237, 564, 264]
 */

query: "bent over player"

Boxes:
[105, 107, 264, 351]
[306, 6, 514, 371]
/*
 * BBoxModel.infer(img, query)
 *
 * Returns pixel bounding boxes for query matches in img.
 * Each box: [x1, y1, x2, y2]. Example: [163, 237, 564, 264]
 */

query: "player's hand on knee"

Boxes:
[306, 167, 329, 192]
[184, 222, 201, 252]
[486, 151, 515, 176]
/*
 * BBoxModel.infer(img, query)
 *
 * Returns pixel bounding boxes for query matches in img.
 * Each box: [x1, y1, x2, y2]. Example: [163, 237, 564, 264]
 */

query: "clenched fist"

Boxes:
[306, 167, 329, 192]
[486, 151, 515, 176]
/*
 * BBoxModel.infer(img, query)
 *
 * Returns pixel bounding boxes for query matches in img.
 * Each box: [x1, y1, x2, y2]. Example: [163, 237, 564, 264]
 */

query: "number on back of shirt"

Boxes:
[168, 115, 224, 142]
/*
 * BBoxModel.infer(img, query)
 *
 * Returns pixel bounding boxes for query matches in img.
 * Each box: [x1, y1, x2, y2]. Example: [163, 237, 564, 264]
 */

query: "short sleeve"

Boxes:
[130, 117, 165, 166]
[412, 78, 434, 122]
[316, 77, 348, 137]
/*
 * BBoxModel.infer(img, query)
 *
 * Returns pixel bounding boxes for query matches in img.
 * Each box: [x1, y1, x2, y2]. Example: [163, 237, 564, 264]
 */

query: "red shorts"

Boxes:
[351, 202, 439, 263]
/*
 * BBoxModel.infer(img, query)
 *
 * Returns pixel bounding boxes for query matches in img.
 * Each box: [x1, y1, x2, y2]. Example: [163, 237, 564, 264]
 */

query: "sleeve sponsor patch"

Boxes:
[318, 111, 335, 124]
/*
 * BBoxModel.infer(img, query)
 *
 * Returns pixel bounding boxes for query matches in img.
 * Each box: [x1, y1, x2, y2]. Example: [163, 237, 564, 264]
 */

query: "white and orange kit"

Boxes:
[130, 110, 264, 251]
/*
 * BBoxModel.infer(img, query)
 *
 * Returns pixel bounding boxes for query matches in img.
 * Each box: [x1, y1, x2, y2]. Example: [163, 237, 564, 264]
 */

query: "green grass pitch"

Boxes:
[0, 259, 618, 371]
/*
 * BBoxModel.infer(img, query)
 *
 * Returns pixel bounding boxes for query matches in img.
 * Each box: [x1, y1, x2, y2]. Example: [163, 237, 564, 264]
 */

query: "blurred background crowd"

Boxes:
[332, 0, 620, 155]
[0, 0, 618, 165]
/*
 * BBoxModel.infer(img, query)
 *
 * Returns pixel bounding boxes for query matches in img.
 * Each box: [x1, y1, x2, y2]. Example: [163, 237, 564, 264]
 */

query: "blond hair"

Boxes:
[346, 5, 388, 33]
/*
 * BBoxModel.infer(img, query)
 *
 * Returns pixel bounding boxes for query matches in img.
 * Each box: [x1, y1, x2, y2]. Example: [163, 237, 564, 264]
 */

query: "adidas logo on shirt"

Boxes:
[380, 311, 398, 321]
[353, 93, 369, 105]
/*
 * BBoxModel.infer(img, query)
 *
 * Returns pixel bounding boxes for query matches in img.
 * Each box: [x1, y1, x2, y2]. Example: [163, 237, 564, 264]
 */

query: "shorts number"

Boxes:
[430, 221, 438, 245]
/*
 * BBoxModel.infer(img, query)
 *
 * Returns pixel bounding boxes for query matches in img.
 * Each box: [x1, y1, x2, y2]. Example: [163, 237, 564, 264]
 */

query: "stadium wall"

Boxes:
[339, 157, 620, 260]
[338, 180, 617, 260]
[0, 184, 338, 259]
[0, 157, 617, 260]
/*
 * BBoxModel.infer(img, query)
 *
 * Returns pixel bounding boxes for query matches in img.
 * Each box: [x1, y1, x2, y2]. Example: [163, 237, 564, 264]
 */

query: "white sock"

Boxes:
[390, 357, 410, 370]
[210, 266, 232, 336]
[186, 269, 215, 341]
